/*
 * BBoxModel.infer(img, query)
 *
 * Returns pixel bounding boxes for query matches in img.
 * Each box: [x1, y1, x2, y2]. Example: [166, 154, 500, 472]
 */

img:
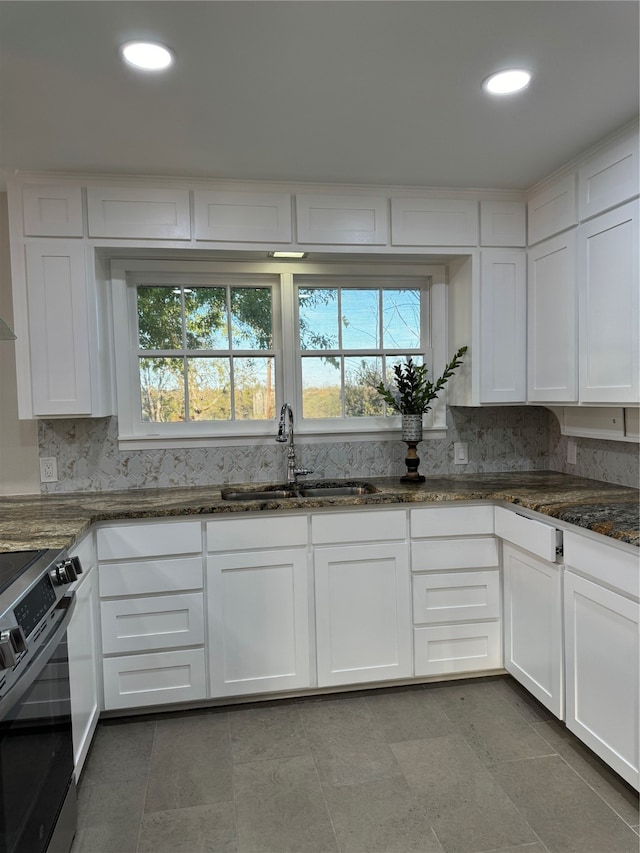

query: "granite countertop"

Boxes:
[0, 471, 638, 552]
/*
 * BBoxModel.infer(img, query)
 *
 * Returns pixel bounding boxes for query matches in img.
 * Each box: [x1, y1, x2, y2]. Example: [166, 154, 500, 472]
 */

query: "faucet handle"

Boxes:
[294, 468, 314, 478]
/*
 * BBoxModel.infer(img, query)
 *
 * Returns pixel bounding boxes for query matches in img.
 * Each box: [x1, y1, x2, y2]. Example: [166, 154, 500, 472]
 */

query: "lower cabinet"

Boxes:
[102, 649, 206, 711]
[502, 543, 563, 717]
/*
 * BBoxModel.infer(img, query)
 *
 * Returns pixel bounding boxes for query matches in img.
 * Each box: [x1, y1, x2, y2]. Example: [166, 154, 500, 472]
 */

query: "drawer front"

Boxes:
[411, 505, 494, 538]
[563, 531, 639, 598]
[207, 515, 307, 551]
[312, 510, 406, 544]
[97, 521, 202, 560]
[99, 556, 203, 597]
[412, 570, 500, 625]
[494, 506, 559, 562]
[414, 622, 502, 676]
[101, 593, 204, 654]
[411, 537, 499, 571]
[102, 648, 206, 710]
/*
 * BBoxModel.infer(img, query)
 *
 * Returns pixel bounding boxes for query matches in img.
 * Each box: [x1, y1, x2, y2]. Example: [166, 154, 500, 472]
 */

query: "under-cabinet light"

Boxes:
[268, 251, 308, 259]
[482, 68, 532, 95]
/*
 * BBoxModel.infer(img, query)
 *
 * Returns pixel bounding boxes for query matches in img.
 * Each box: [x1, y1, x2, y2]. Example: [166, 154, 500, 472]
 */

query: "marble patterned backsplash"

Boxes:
[38, 406, 553, 493]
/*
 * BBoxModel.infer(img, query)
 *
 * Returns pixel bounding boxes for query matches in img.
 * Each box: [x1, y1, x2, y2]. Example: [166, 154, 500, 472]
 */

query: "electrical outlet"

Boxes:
[40, 457, 58, 483]
[567, 438, 577, 466]
[453, 442, 468, 465]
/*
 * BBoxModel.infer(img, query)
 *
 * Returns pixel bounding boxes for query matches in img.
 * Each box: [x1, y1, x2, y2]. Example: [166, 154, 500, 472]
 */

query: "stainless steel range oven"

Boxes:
[0, 549, 81, 853]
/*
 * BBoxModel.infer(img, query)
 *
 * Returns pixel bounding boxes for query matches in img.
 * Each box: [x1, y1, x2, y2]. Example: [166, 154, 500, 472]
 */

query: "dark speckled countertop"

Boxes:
[0, 471, 637, 552]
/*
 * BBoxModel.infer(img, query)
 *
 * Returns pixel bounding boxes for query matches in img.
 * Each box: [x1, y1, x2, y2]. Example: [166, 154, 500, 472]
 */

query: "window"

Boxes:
[111, 259, 448, 447]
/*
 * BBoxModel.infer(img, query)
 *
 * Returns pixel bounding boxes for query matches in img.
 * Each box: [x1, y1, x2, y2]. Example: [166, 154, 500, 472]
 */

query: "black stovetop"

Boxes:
[0, 550, 47, 596]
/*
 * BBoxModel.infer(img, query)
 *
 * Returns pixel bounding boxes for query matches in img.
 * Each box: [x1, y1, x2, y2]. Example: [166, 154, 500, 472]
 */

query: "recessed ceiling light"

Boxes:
[268, 251, 308, 259]
[120, 41, 174, 71]
[482, 68, 532, 95]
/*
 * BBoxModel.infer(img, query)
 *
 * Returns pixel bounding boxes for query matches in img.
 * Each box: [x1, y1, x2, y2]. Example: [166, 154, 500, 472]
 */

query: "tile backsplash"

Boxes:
[38, 406, 553, 493]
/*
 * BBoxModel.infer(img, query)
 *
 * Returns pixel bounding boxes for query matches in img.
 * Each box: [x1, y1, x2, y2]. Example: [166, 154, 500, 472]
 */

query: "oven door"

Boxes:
[0, 595, 76, 853]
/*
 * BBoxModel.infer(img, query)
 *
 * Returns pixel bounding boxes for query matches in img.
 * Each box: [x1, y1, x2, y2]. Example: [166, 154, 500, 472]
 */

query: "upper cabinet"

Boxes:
[296, 193, 388, 244]
[86, 186, 191, 239]
[194, 190, 292, 243]
[391, 198, 478, 246]
[22, 184, 84, 237]
[527, 173, 577, 246]
[578, 126, 639, 221]
[479, 200, 526, 247]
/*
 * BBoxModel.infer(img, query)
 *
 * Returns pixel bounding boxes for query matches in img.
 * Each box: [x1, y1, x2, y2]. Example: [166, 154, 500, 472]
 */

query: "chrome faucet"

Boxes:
[275, 403, 313, 486]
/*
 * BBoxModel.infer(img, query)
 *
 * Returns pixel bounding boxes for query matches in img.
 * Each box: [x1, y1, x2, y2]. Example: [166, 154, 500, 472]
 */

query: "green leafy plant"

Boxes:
[374, 346, 468, 414]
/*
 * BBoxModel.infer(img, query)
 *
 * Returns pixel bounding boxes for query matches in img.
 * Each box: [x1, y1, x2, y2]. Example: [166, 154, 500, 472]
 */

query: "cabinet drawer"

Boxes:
[102, 648, 206, 710]
[207, 515, 307, 551]
[97, 521, 202, 560]
[494, 506, 559, 563]
[563, 531, 639, 599]
[87, 186, 190, 239]
[99, 556, 203, 597]
[101, 593, 204, 654]
[411, 537, 499, 571]
[412, 570, 500, 625]
[312, 510, 405, 544]
[411, 505, 494, 538]
[414, 622, 502, 676]
[194, 190, 292, 242]
[22, 184, 83, 236]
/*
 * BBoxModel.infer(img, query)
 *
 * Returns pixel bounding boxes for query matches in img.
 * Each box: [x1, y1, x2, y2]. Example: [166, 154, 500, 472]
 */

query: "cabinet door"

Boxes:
[296, 194, 388, 245]
[68, 564, 100, 780]
[578, 127, 639, 220]
[479, 200, 526, 247]
[503, 544, 563, 717]
[314, 542, 412, 687]
[87, 186, 190, 239]
[391, 198, 478, 246]
[564, 570, 639, 790]
[25, 241, 92, 415]
[22, 184, 83, 237]
[207, 548, 310, 697]
[194, 190, 292, 242]
[479, 249, 526, 402]
[578, 200, 639, 403]
[527, 173, 577, 245]
[527, 231, 578, 402]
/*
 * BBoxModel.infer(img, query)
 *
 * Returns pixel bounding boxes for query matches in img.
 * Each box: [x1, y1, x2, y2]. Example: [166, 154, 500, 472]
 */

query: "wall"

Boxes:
[38, 406, 550, 493]
[0, 193, 39, 495]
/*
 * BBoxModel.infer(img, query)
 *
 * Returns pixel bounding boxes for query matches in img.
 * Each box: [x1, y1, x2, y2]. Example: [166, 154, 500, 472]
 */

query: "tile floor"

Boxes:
[71, 675, 639, 853]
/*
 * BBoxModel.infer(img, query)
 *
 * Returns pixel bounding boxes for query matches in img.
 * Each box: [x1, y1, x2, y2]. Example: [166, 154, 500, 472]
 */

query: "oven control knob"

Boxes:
[0, 626, 27, 669]
[51, 558, 79, 585]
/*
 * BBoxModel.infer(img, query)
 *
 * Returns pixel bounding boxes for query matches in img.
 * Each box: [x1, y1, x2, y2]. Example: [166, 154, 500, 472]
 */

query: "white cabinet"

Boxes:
[578, 126, 639, 221]
[67, 534, 100, 780]
[97, 520, 206, 710]
[527, 231, 578, 402]
[22, 184, 83, 237]
[312, 510, 411, 687]
[527, 172, 577, 245]
[479, 200, 526, 247]
[494, 506, 560, 563]
[391, 197, 478, 246]
[410, 506, 502, 676]
[86, 186, 191, 239]
[206, 515, 310, 697]
[296, 193, 388, 245]
[578, 200, 639, 404]
[479, 249, 526, 402]
[194, 190, 292, 242]
[502, 543, 563, 717]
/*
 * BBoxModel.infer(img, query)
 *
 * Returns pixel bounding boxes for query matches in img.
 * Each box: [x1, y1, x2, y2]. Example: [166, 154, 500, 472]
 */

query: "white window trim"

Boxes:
[110, 258, 449, 449]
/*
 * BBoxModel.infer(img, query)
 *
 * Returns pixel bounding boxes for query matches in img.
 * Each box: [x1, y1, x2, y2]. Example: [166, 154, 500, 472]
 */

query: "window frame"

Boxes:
[111, 258, 449, 448]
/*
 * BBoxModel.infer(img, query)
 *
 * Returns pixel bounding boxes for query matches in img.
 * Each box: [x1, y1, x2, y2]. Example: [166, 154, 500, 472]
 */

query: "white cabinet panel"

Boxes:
[101, 592, 204, 654]
[311, 509, 405, 544]
[578, 127, 639, 220]
[296, 194, 388, 245]
[563, 530, 639, 599]
[412, 570, 500, 625]
[564, 570, 639, 789]
[207, 515, 307, 551]
[411, 537, 499, 572]
[503, 544, 563, 717]
[578, 201, 639, 403]
[22, 184, 83, 237]
[391, 198, 478, 246]
[99, 556, 203, 597]
[494, 506, 560, 563]
[479, 249, 527, 402]
[207, 548, 310, 697]
[315, 542, 412, 686]
[625, 407, 640, 440]
[479, 200, 526, 247]
[528, 173, 577, 245]
[25, 241, 92, 415]
[194, 190, 292, 242]
[562, 407, 625, 441]
[87, 186, 190, 239]
[102, 649, 206, 710]
[410, 505, 494, 538]
[527, 231, 578, 402]
[414, 622, 502, 676]
[97, 521, 202, 560]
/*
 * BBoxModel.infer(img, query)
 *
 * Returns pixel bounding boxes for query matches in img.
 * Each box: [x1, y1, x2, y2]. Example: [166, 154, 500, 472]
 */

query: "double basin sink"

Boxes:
[221, 480, 378, 502]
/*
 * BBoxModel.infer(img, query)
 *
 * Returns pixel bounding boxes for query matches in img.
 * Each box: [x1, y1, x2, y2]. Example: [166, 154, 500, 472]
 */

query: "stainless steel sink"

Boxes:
[220, 480, 378, 501]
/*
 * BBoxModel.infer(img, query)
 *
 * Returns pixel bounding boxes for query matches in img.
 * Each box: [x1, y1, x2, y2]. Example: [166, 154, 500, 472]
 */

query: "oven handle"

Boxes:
[0, 592, 76, 722]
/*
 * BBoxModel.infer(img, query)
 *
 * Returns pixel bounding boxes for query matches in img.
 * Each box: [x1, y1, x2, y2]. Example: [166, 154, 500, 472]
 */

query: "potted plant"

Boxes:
[374, 346, 468, 481]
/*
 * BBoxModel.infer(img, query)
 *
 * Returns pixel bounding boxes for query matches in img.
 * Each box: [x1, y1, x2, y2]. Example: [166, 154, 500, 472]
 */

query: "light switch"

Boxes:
[454, 442, 468, 465]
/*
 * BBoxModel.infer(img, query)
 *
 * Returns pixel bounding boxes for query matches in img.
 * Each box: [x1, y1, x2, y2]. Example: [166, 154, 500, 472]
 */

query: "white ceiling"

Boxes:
[0, 1, 638, 191]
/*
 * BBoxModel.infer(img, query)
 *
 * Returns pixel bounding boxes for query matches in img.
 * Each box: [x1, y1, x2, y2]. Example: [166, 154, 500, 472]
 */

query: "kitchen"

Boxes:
[0, 2, 638, 852]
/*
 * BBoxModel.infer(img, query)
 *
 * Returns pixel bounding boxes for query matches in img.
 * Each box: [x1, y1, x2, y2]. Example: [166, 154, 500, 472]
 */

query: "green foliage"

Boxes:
[374, 346, 468, 414]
